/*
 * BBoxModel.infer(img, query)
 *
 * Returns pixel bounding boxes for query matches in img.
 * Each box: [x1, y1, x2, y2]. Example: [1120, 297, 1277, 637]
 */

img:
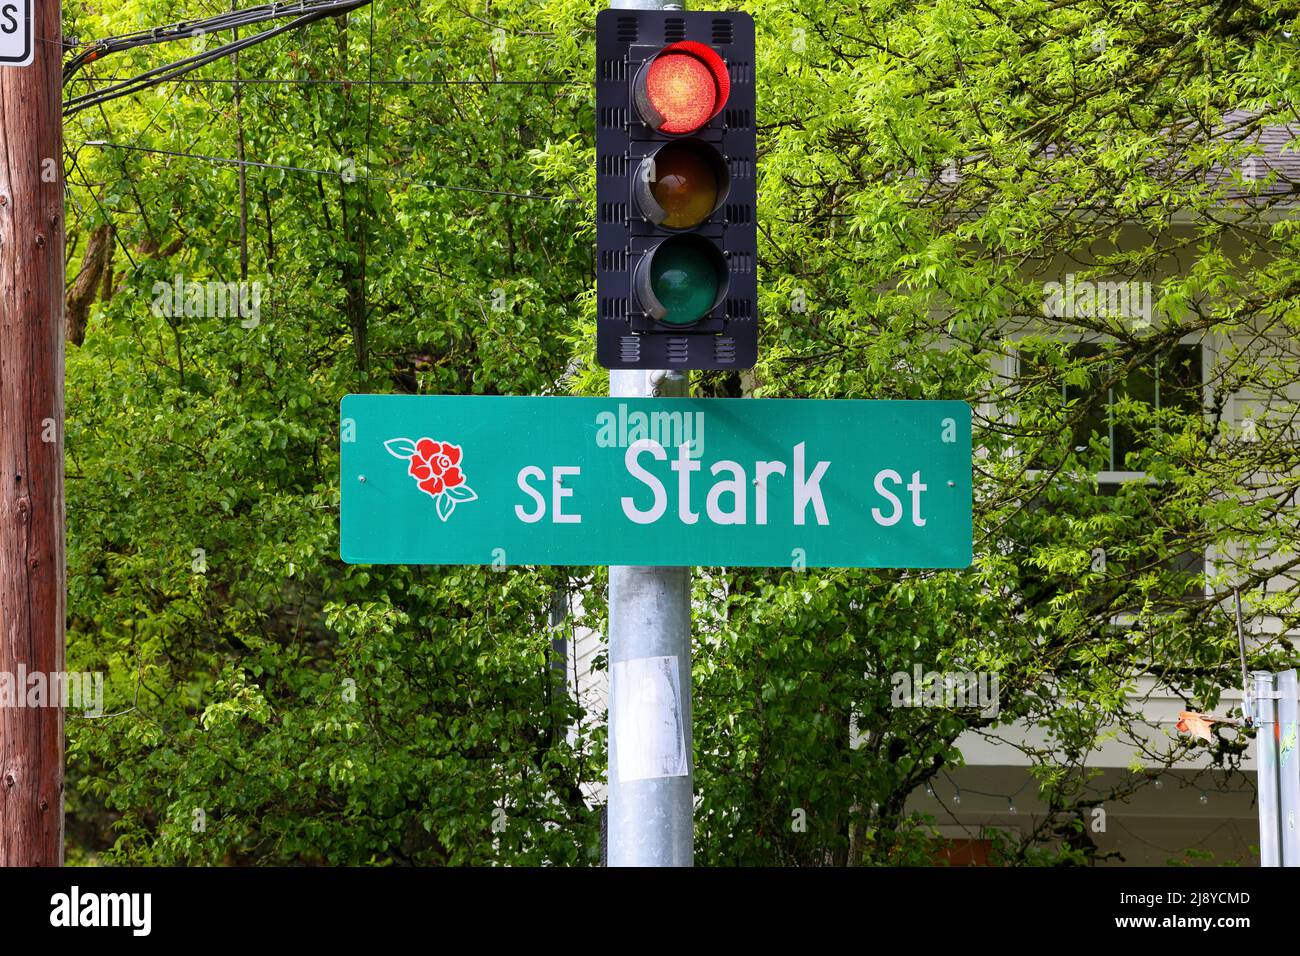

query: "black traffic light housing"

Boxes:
[595, 9, 757, 371]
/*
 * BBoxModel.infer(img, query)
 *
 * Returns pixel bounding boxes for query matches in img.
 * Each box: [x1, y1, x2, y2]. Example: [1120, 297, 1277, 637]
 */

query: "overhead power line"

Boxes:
[65, 76, 578, 87]
[63, 0, 373, 116]
[63, 0, 370, 80]
[80, 140, 581, 204]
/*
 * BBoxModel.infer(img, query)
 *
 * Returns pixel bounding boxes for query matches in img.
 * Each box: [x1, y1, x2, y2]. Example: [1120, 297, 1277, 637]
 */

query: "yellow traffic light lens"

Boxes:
[634, 140, 730, 231]
[651, 145, 719, 230]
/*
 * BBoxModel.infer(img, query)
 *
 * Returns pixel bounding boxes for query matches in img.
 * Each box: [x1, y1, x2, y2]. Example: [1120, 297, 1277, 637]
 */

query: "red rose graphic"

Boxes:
[385, 437, 479, 521]
[408, 439, 465, 498]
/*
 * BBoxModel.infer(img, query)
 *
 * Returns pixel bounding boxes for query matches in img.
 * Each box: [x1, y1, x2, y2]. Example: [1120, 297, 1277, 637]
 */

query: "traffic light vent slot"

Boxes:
[729, 251, 754, 274]
[726, 298, 753, 318]
[598, 106, 628, 129]
[616, 16, 638, 42]
[664, 17, 686, 41]
[725, 203, 751, 223]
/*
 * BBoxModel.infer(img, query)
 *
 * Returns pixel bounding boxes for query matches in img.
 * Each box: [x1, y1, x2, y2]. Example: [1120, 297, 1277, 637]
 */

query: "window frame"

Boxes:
[1000, 328, 1220, 599]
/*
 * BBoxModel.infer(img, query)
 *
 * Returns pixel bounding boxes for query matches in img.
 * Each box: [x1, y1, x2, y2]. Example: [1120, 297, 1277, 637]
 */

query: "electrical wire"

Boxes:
[65, 76, 577, 86]
[66, 9, 360, 115]
[63, 0, 372, 115]
[79, 140, 580, 204]
[63, 0, 370, 81]
[67, 150, 140, 271]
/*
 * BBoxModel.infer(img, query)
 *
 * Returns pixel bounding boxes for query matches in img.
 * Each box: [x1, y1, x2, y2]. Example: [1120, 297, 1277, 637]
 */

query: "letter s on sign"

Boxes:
[621, 439, 667, 524]
[871, 469, 903, 526]
[0, 6, 17, 35]
[515, 466, 546, 523]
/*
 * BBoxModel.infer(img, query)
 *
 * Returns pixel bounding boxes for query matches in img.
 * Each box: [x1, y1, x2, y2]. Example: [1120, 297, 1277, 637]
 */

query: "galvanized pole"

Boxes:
[1254, 670, 1281, 866]
[605, 0, 693, 869]
[1276, 669, 1300, 865]
[607, 366, 693, 866]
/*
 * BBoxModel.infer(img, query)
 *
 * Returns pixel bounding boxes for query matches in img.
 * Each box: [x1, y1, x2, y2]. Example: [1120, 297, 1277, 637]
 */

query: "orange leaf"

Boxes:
[1176, 710, 1217, 743]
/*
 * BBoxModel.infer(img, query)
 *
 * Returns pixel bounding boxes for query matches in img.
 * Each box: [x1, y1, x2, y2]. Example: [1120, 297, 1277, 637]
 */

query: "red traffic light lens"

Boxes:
[635, 42, 730, 135]
[647, 55, 715, 132]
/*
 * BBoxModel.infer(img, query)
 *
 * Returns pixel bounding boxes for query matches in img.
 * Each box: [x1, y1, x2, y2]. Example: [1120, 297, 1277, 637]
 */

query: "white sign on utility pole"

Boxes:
[0, 1, 31, 67]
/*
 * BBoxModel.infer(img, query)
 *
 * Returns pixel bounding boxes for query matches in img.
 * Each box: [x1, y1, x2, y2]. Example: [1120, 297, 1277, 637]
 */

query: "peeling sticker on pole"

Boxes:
[611, 656, 688, 782]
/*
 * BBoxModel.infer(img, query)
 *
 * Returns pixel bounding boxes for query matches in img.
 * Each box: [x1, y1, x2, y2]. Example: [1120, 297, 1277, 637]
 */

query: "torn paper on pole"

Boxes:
[612, 655, 688, 782]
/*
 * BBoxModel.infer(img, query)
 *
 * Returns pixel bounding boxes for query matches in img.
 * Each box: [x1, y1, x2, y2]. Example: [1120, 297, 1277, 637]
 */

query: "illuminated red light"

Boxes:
[647, 55, 716, 132]
[636, 41, 730, 135]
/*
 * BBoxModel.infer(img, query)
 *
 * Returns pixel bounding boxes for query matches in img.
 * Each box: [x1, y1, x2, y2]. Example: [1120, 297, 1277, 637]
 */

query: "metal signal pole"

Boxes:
[0, 0, 67, 866]
[608, 364, 693, 867]
[605, 0, 693, 868]
[607, 368, 692, 867]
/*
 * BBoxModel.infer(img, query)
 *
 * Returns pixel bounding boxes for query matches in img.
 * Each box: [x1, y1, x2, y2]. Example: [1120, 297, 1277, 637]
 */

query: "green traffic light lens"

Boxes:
[650, 241, 722, 325]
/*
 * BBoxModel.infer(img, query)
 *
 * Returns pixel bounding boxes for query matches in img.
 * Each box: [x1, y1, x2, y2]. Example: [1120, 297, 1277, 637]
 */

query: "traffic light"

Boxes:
[596, 9, 757, 371]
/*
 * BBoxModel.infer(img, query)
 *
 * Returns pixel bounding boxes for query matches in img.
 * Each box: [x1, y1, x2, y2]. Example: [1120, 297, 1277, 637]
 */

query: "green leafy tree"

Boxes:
[62, 0, 1300, 865]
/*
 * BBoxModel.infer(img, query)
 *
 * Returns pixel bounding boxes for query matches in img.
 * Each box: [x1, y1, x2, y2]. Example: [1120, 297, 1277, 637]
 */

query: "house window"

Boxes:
[1018, 340, 1207, 589]
[1038, 342, 1202, 473]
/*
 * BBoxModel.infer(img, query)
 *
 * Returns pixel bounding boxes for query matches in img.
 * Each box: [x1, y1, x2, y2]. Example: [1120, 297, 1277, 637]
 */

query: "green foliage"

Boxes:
[63, 0, 1300, 865]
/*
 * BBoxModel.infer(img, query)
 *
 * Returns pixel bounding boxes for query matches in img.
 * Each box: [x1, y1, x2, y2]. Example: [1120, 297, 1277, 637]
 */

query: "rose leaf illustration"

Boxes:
[384, 437, 419, 459]
[445, 485, 478, 502]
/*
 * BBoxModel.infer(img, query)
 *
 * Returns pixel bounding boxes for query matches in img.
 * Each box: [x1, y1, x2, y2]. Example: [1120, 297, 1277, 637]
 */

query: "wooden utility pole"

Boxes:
[0, 0, 65, 866]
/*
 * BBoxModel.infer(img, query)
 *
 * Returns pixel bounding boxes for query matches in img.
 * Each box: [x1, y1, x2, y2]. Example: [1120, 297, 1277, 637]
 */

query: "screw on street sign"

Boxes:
[339, 395, 972, 569]
[0, 1, 30, 67]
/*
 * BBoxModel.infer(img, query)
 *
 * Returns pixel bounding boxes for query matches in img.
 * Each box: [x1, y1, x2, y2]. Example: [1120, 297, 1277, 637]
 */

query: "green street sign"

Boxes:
[340, 395, 972, 569]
